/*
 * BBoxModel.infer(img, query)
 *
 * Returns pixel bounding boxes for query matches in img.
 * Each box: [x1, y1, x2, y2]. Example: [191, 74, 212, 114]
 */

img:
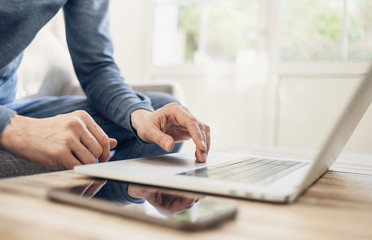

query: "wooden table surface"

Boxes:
[0, 149, 371, 240]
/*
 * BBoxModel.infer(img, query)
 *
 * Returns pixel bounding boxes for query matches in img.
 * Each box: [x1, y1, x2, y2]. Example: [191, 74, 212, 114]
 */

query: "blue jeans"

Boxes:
[0, 92, 182, 178]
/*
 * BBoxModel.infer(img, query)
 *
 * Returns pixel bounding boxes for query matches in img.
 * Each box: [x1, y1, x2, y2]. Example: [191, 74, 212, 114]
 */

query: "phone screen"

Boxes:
[48, 179, 237, 230]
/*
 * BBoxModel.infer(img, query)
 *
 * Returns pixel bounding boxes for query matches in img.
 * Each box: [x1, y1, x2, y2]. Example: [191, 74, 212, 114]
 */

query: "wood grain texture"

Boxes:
[0, 149, 371, 240]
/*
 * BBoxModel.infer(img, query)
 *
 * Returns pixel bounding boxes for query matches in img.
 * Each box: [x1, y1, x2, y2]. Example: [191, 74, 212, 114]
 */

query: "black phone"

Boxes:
[47, 179, 237, 231]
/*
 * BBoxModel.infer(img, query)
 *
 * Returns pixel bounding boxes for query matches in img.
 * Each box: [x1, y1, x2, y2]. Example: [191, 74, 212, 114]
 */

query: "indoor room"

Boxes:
[1, 0, 372, 239]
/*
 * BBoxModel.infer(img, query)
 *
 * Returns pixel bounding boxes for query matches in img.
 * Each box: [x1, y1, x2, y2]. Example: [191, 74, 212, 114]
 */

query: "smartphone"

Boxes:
[47, 179, 237, 231]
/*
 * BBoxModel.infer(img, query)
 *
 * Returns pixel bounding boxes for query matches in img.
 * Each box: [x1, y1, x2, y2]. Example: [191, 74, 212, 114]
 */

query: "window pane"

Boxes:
[281, 0, 372, 61]
[280, 0, 344, 61]
[152, 0, 260, 66]
[348, 0, 372, 60]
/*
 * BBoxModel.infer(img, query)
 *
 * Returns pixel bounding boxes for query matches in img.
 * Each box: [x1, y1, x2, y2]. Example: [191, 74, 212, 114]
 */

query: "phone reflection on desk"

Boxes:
[51, 179, 237, 230]
[69, 179, 204, 220]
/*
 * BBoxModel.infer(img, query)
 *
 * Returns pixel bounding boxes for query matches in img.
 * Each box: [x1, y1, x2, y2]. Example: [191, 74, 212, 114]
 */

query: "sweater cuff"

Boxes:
[0, 106, 16, 136]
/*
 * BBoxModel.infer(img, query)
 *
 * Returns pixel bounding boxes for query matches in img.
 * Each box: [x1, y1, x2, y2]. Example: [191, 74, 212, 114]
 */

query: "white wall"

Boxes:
[146, 66, 268, 151]
[276, 68, 372, 153]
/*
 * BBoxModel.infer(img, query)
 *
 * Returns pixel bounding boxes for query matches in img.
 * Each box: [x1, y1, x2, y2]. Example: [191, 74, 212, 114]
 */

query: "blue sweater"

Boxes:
[0, 0, 154, 136]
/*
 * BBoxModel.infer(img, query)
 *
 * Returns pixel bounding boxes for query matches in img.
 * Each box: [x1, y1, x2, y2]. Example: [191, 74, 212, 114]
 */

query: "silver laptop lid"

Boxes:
[294, 64, 372, 198]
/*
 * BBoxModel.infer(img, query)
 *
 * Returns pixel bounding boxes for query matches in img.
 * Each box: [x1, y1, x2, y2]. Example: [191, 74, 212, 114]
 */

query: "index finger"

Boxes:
[169, 107, 207, 151]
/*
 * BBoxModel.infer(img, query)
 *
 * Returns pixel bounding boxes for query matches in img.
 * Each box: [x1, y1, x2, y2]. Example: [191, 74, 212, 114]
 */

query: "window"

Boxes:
[281, 0, 372, 61]
[152, 0, 261, 66]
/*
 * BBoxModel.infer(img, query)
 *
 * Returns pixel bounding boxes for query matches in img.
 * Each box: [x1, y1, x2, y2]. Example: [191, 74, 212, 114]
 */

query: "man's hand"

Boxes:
[0, 111, 117, 169]
[128, 184, 201, 215]
[131, 103, 210, 162]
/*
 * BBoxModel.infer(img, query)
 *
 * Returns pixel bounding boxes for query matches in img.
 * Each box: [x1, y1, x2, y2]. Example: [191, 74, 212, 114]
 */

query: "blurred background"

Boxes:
[107, 0, 372, 153]
[37, 0, 372, 153]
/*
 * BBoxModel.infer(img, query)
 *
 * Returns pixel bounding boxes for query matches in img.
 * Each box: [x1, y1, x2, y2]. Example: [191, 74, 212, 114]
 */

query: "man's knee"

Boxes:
[145, 92, 181, 110]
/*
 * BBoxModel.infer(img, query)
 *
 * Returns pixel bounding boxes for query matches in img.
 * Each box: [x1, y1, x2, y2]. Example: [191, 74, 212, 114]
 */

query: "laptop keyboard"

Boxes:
[178, 158, 308, 185]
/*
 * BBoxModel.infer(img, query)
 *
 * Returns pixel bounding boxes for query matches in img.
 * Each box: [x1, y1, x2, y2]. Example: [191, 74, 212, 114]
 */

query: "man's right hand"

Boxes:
[0, 110, 117, 169]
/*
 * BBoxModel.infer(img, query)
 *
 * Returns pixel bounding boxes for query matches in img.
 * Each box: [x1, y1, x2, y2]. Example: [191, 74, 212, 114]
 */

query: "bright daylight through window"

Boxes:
[281, 0, 372, 61]
[152, 0, 260, 66]
[153, 0, 372, 66]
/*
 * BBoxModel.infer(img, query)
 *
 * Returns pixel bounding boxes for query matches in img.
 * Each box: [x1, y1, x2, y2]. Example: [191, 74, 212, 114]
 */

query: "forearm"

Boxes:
[0, 114, 32, 155]
[80, 67, 154, 133]
[63, 0, 154, 133]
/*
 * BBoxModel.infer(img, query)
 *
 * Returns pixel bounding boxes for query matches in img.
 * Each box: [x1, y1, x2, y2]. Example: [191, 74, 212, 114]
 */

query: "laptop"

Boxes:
[74, 64, 372, 203]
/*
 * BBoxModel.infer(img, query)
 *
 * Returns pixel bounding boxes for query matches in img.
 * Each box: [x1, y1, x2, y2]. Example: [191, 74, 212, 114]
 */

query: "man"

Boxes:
[0, 0, 210, 178]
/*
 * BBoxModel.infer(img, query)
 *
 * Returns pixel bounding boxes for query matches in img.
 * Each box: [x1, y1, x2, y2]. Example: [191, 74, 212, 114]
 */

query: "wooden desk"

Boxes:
[0, 150, 371, 240]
